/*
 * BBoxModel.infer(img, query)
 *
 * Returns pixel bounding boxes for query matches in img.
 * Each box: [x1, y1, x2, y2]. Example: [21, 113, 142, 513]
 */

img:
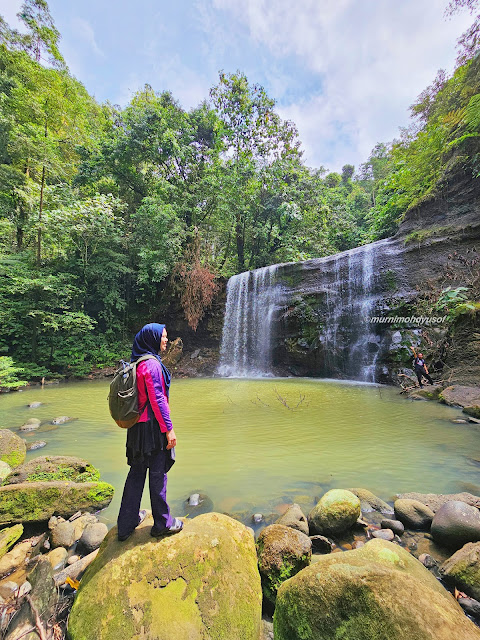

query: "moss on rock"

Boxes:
[0, 523, 23, 559]
[257, 524, 311, 605]
[274, 539, 480, 640]
[308, 489, 361, 536]
[68, 512, 262, 640]
[441, 542, 480, 600]
[0, 430, 26, 469]
[3, 456, 100, 485]
[0, 481, 114, 525]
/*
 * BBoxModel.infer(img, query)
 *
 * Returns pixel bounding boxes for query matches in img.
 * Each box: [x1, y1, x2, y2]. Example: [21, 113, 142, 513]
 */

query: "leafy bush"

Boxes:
[0, 357, 27, 390]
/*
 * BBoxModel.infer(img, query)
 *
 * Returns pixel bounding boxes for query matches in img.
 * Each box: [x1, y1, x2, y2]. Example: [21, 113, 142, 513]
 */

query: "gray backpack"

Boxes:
[108, 355, 156, 428]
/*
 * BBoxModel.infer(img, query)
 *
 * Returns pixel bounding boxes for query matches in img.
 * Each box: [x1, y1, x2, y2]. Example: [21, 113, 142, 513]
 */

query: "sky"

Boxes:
[1, 0, 474, 172]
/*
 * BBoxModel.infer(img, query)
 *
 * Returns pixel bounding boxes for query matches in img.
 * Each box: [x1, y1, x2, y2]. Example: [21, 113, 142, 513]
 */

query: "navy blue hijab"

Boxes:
[131, 323, 171, 397]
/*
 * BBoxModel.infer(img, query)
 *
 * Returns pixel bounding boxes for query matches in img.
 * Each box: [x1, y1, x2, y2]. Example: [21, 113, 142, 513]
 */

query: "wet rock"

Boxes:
[257, 524, 312, 606]
[308, 490, 361, 536]
[67, 554, 80, 565]
[381, 518, 404, 536]
[0, 481, 114, 525]
[46, 547, 68, 571]
[26, 440, 47, 451]
[394, 498, 434, 530]
[4, 455, 100, 485]
[79, 522, 108, 553]
[51, 521, 76, 549]
[397, 491, 480, 513]
[0, 540, 32, 579]
[441, 542, 480, 600]
[252, 513, 264, 524]
[276, 503, 309, 536]
[372, 528, 395, 541]
[72, 513, 98, 542]
[28, 402, 43, 409]
[440, 385, 480, 418]
[0, 524, 23, 560]
[51, 416, 76, 425]
[431, 501, 480, 549]
[347, 488, 394, 514]
[68, 513, 262, 640]
[0, 581, 18, 600]
[309, 535, 334, 554]
[274, 539, 480, 640]
[452, 418, 469, 424]
[19, 418, 41, 432]
[183, 492, 213, 515]
[459, 597, 480, 619]
[418, 553, 438, 569]
[0, 430, 26, 469]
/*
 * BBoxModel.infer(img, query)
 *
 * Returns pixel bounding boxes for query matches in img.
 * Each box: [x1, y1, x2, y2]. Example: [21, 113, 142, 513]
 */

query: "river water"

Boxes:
[0, 378, 478, 528]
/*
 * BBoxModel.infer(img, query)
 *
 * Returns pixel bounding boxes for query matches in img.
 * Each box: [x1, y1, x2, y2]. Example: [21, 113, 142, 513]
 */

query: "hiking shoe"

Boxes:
[151, 518, 183, 537]
[118, 509, 148, 541]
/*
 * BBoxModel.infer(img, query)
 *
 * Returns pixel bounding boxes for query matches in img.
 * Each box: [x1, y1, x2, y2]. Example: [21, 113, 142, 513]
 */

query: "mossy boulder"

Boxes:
[440, 385, 480, 411]
[441, 542, 480, 600]
[3, 455, 100, 485]
[274, 539, 480, 640]
[257, 524, 311, 605]
[0, 481, 114, 525]
[0, 430, 26, 469]
[0, 524, 23, 559]
[68, 512, 262, 640]
[308, 489, 361, 536]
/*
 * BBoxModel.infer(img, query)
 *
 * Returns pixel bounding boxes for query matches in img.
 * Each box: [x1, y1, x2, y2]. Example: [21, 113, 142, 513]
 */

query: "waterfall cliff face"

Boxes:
[218, 265, 284, 377]
[218, 239, 399, 381]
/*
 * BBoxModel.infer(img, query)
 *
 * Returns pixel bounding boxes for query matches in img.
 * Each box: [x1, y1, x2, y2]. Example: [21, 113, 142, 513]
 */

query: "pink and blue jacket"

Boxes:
[136, 359, 173, 432]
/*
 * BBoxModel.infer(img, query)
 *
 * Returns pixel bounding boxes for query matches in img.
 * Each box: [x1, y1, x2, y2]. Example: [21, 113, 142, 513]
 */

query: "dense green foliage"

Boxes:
[0, 1, 479, 378]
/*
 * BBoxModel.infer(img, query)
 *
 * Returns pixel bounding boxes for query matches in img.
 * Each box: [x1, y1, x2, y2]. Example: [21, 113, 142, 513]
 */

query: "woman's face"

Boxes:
[160, 328, 168, 353]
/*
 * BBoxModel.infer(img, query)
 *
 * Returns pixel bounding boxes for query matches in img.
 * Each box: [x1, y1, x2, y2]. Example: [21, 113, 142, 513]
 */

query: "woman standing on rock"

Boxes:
[117, 323, 183, 541]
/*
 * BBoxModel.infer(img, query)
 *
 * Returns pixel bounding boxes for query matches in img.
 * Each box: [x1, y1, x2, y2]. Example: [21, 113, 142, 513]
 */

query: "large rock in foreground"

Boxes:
[308, 489, 361, 536]
[441, 541, 480, 600]
[274, 539, 480, 640]
[0, 481, 114, 524]
[3, 455, 100, 485]
[257, 524, 311, 605]
[0, 430, 26, 469]
[431, 500, 480, 549]
[68, 512, 262, 640]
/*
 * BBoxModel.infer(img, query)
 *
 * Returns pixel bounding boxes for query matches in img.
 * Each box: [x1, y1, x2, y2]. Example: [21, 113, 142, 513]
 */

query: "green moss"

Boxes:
[404, 225, 456, 245]
[87, 482, 114, 503]
[27, 463, 100, 483]
[1, 450, 24, 469]
[0, 523, 23, 558]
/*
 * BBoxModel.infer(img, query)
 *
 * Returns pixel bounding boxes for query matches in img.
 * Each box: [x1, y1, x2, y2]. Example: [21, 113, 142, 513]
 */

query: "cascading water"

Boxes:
[218, 238, 398, 382]
[218, 265, 284, 377]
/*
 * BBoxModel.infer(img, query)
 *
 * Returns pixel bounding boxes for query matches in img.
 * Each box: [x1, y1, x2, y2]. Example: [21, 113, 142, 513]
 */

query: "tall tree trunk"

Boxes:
[235, 212, 244, 272]
[37, 164, 46, 266]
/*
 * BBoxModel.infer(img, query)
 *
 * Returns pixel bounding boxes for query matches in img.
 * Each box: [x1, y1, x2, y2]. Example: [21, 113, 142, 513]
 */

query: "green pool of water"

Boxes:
[0, 378, 478, 527]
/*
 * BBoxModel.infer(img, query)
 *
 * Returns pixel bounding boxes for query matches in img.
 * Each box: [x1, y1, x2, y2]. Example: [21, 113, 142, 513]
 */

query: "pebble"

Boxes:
[372, 529, 395, 541]
[47, 547, 68, 571]
[252, 514, 264, 524]
[418, 553, 437, 569]
[67, 555, 80, 565]
[381, 518, 405, 536]
[28, 402, 43, 408]
[187, 493, 200, 506]
[0, 581, 18, 599]
[26, 441, 47, 451]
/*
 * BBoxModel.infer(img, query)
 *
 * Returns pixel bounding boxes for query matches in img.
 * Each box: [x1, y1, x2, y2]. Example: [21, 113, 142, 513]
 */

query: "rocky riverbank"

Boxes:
[1, 426, 480, 640]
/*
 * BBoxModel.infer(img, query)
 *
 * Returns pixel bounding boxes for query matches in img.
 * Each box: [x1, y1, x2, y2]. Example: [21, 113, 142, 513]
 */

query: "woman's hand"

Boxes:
[166, 429, 177, 450]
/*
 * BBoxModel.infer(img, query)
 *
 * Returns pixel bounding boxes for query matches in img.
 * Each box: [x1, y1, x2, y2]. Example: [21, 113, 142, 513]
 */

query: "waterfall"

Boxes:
[218, 265, 283, 377]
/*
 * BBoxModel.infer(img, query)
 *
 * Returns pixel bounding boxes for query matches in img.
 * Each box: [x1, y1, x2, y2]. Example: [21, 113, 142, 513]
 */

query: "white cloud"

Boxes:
[209, 0, 474, 170]
[72, 17, 105, 58]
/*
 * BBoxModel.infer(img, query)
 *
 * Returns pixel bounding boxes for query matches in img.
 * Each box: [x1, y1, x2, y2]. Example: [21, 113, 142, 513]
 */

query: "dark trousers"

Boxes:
[117, 449, 173, 538]
[416, 366, 433, 386]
